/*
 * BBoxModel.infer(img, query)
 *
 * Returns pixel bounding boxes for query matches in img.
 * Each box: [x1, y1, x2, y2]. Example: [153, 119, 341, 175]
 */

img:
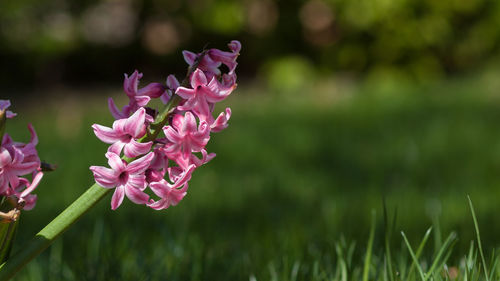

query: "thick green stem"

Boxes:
[0, 184, 110, 280]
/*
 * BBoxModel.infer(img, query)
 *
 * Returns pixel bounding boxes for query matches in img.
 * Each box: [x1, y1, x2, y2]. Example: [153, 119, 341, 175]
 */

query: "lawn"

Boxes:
[5, 71, 500, 280]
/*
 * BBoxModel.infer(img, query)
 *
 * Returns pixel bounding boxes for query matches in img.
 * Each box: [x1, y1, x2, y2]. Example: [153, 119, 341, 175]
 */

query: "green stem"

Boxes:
[0, 184, 110, 280]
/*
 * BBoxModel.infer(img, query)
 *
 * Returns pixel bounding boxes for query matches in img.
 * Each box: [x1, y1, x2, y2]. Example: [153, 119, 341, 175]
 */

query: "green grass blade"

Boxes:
[468, 195, 490, 281]
[363, 211, 376, 281]
[406, 227, 432, 280]
[402, 231, 426, 281]
[426, 232, 457, 279]
[383, 202, 395, 281]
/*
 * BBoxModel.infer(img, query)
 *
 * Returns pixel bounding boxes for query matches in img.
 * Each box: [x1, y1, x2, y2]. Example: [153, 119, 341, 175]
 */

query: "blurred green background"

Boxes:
[3, 0, 500, 280]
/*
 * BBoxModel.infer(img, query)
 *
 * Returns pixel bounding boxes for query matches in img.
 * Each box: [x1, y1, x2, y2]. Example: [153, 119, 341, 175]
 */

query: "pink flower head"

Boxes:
[176, 69, 235, 123]
[183, 40, 241, 79]
[148, 164, 196, 210]
[90, 152, 154, 210]
[108, 70, 165, 120]
[92, 108, 153, 158]
[163, 112, 210, 159]
[0, 100, 16, 119]
[0, 146, 40, 194]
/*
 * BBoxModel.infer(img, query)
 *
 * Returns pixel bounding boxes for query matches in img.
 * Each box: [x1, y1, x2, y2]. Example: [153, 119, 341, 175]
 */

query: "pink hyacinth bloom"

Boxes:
[144, 148, 169, 184]
[171, 149, 216, 170]
[0, 146, 40, 194]
[0, 100, 16, 119]
[92, 108, 152, 158]
[90, 152, 153, 210]
[148, 164, 196, 210]
[108, 70, 165, 120]
[182, 40, 241, 79]
[176, 69, 235, 123]
[163, 112, 210, 159]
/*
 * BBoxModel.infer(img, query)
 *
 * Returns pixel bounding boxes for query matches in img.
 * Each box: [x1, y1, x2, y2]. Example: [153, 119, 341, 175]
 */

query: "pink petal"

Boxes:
[183, 112, 198, 134]
[190, 68, 207, 88]
[175, 87, 196, 100]
[111, 185, 125, 210]
[163, 126, 182, 143]
[127, 174, 147, 190]
[134, 95, 151, 107]
[127, 152, 154, 174]
[123, 139, 152, 159]
[106, 152, 126, 172]
[138, 83, 165, 98]
[123, 70, 142, 97]
[182, 50, 197, 65]
[20, 171, 43, 198]
[124, 184, 149, 204]
[124, 108, 146, 138]
[92, 124, 121, 143]
[108, 98, 126, 119]
[27, 124, 39, 146]
[90, 166, 118, 188]
[0, 148, 12, 167]
[107, 141, 126, 156]
[166, 74, 180, 90]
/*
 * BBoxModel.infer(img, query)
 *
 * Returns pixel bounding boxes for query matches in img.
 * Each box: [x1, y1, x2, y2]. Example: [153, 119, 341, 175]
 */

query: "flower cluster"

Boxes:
[0, 100, 43, 211]
[90, 40, 241, 210]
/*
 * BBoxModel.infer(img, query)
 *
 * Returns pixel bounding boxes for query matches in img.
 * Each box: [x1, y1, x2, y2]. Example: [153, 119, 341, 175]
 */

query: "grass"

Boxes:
[3, 71, 500, 280]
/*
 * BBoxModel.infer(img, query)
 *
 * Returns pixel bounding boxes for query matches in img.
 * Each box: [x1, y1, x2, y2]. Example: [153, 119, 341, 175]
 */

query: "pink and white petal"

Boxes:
[0, 148, 12, 167]
[108, 98, 126, 120]
[211, 108, 231, 132]
[163, 126, 182, 143]
[166, 74, 180, 90]
[183, 112, 198, 134]
[190, 69, 208, 88]
[90, 166, 118, 188]
[107, 141, 126, 156]
[127, 174, 147, 190]
[20, 171, 43, 198]
[123, 140, 152, 159]
[168, 164, 195, 189]
[106, 152, 126, 172]
[124, 185, 149, 204]
[124, 108, 146, 138]
[228, 40, 241, 53]
[92, 124, 121, 143]
[123, 71, 142, 97]
[12, 161, 39, 176]
[134, 96, 151, 107]
[149, 180, 168, 198]
[138, 82, 165, 98]
[111, 185, 125, 210]
[127, 152, 154, 174]
[182, 50, 197, 65]
[147, 198, 169, 210]
[27, 124, 39, 146]
[175, 87, 196, 100]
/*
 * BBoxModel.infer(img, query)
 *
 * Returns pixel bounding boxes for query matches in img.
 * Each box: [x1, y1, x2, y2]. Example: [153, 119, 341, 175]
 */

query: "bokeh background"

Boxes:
[3, 0, 500, 279]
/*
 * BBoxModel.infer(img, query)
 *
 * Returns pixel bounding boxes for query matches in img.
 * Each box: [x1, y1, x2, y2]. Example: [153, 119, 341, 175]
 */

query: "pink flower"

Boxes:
[0, 146, 40, 194]
[144, 148, 169, 184]
[163, 112, 210, 159]
[176, 69, 235, 123]
[0, 100, 16, 119]
[211, 108, 231, 132]
[182, 40, 241, 79]
[171, 149, 216, 170]
[108, 70, 165, 120]
[92, 108, 153, 158]
[90, 152, 153, 210]
[148, 164, 196, 210]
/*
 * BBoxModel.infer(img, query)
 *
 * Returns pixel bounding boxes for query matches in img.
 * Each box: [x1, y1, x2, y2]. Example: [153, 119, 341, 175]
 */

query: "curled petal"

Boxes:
[90, 166, 118, 188]
[138, 83, 165, 98]
[108, 98, 127, 119]
[125, 184, 149, 204]
[93, 124, 121, 143]
[111, 186, 125, 210]
[211, 108, 231, 132]
[123, 140, 152, 159]
[190, 69, 208, 88]
[182, 51, 197, 65]
[106, 152, 126, 172]
[20, 171, 43, 198]
[127, 152, 154, 174]
[124, 108, 147, 138]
